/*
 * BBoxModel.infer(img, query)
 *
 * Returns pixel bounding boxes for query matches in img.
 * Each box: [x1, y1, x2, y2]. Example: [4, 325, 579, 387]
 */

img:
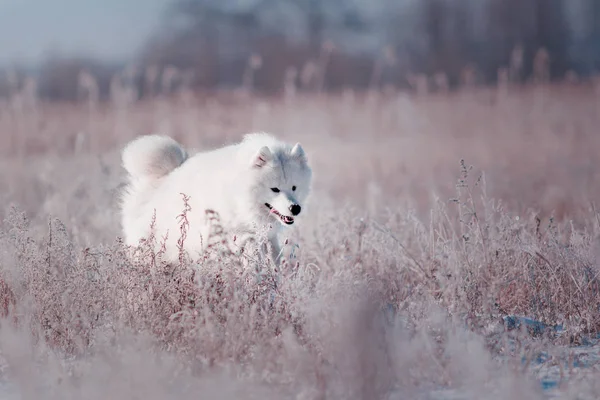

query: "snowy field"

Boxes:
[1, 84, 600, 399]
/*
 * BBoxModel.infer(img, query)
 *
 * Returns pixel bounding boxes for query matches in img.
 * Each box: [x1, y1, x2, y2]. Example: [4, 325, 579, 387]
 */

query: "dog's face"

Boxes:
[250, 143, 312, 227]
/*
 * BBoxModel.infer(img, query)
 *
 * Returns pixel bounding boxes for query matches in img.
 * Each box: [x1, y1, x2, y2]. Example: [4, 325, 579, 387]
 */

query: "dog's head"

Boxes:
[250, 142, 312, 227]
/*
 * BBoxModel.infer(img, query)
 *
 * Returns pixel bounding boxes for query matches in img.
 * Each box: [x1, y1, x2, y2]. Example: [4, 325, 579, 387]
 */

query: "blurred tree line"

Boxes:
[2, 0, 599, 100]
[143, 0, 596, 90]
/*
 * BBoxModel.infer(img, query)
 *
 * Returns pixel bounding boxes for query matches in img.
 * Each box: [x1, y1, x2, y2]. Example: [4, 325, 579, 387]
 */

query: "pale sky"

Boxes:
[0, 0, 169, 66]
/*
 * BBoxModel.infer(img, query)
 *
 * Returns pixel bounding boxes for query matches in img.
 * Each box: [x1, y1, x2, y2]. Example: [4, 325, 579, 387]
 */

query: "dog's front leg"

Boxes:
[268, 236, 282, 265]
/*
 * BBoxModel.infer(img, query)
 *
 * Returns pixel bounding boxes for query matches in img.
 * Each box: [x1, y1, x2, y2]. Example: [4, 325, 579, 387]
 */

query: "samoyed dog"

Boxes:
[120, 133, 312, 263]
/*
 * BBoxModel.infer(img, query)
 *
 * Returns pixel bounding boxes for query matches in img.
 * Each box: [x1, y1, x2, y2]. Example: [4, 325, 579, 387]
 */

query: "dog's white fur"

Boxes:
[120, 133, 312, 263]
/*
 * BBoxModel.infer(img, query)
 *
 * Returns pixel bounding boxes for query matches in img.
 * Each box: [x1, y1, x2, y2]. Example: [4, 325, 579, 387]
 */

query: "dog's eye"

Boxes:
[271, 188, 280, 193]
[292, 186, 297, 191]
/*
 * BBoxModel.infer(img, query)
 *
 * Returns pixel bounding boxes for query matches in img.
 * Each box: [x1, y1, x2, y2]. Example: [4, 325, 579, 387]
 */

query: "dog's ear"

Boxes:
[290, 143, 307, 163]
[252, 146, 272, 168]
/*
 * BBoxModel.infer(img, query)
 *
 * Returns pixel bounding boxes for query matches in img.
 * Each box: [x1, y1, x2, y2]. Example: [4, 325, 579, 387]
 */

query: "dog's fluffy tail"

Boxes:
[122, 135, 187, 183]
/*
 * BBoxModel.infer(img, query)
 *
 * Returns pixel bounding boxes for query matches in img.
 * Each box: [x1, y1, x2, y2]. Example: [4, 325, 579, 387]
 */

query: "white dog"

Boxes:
[120, 133, 312, 263]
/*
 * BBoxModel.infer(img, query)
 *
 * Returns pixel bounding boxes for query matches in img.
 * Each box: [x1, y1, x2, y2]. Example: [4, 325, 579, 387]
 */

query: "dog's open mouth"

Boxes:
[265, 203, 294, 225]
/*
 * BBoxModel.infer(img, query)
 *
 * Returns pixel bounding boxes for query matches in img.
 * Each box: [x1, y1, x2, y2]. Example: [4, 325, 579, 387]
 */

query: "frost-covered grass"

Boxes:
[1, 83, 600, 399]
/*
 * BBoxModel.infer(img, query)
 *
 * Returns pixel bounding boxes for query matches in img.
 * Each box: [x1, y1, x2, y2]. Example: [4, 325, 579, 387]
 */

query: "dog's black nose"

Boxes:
[289, 204, 301, 216]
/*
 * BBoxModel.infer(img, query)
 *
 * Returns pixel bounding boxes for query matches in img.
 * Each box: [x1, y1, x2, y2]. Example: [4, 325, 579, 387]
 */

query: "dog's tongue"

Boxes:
[283, 216, 294, 223]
